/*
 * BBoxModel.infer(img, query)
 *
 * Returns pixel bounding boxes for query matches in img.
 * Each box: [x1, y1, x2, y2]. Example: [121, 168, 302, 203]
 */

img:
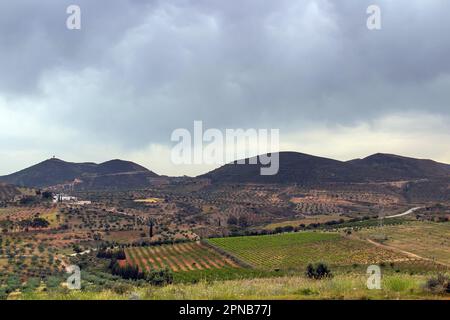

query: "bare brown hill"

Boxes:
[199, 152, 450, 185]
[0, 158, 159, 190]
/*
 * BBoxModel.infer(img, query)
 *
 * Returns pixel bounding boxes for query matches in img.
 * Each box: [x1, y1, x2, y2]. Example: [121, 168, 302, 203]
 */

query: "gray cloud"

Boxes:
[1, 0, 450, 174]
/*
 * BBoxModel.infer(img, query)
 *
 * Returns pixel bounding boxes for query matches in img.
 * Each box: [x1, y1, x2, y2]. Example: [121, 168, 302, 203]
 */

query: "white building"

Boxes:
[53, 194, 78, 203]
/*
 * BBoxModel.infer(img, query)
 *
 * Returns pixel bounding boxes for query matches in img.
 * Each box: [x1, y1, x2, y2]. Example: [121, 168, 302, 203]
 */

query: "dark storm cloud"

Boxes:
[1, 0, 450, 151]
[0, 1, 154, 94]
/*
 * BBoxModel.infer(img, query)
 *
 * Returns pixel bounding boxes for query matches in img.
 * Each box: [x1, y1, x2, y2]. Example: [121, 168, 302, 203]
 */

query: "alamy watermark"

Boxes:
[65, 4, 379, 31]
[66, 264, 81, 290]
[367, 4, 381, 30]
[171, 121, 280, 175]
[66, 5, 81, 30]
[367, 265, 382, 289]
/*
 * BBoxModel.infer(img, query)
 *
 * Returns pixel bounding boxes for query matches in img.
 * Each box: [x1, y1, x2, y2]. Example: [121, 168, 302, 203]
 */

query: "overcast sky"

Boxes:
[1, 0, 450, 176]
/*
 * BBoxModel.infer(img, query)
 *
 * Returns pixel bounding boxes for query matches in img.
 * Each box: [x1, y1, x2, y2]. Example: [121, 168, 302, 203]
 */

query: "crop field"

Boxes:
[124, 242, 240, 273]
[359, 221, 450, 266]
[207, 232, 408, 271]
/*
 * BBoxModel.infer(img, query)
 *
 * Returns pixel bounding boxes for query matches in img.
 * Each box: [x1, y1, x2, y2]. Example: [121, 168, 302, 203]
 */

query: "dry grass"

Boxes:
[18, 273, 448, 300]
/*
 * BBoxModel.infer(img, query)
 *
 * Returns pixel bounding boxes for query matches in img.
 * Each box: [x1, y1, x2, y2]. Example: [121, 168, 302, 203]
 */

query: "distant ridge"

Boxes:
[348, 153, 450, 178]
[0, 158, 159, 189]
[199, 152, 450, 184]
[2, 152, 450, 189]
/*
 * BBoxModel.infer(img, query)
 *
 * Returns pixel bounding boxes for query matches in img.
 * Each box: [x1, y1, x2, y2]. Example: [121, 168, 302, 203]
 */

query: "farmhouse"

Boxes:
[53, 194, 78, 203]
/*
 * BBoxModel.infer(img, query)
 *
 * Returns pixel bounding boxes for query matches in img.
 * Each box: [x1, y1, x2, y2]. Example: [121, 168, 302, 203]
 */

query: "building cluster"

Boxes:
[52, 194, 91, 205]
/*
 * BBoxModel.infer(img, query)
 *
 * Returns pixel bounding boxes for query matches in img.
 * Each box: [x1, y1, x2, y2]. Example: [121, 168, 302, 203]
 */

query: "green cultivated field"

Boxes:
[207, 232, 406, 271]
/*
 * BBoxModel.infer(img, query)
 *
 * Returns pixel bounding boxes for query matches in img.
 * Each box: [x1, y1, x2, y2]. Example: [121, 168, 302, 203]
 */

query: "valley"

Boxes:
[0, 152, 449, 300]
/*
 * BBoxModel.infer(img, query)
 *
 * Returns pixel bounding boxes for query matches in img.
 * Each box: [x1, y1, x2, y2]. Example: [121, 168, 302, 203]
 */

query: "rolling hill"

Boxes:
[2, 152, 450, 189]
[0, 158, 159, 190]
[200, 152, 450, 184]
[348, 153, 450, 179]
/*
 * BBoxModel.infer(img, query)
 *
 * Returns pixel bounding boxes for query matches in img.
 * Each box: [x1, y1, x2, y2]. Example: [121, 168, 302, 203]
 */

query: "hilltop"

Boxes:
[200, 152, 450, 184]
[0, 158, 159, 190]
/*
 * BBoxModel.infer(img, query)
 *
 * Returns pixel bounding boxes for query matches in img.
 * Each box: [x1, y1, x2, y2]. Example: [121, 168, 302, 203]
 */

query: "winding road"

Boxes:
[384, 206, 423, 219]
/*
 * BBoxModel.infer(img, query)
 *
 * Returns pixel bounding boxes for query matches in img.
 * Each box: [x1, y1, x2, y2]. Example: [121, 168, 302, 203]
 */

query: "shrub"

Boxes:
[0, 288, 7, 300]
[297, 288, 317, 296]
[23, 277, 40, 293]
[22, 217, 50, 228]
[72, 244, 83, 254]
[97, 248, 126, 260]
[146, 267, 173, 286]
[5, 275, 21, 293]
[45, 276, 63, 289]
[305, 263, 332, 279]
[111, 261, 145, 280]
[424, 274, 450, 294]
[111, 283, 132, 295]
[274, 227, 284, 234]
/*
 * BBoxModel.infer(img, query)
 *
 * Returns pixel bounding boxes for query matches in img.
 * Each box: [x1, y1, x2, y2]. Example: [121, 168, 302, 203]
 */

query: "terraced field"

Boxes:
[207, 232, 408, 271]
[124, 242, 240, 273]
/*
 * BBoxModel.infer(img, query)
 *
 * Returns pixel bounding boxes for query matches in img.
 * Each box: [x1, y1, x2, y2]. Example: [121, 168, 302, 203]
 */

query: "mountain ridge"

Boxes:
[0, 158, 159, 189]
[2, 152, 450, 189]
[200, 151, 450, 184]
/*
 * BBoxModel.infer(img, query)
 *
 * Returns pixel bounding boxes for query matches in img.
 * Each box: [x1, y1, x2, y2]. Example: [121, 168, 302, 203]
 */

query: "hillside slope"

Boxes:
[0, 158, 159, 189]
[0, 183, 21, 201]
[348, 153, 450, 179]
[200, 152, 450, 184]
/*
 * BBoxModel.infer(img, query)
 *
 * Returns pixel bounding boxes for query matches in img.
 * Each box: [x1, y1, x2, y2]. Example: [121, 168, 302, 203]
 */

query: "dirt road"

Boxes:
[365, 238, 449, 268]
